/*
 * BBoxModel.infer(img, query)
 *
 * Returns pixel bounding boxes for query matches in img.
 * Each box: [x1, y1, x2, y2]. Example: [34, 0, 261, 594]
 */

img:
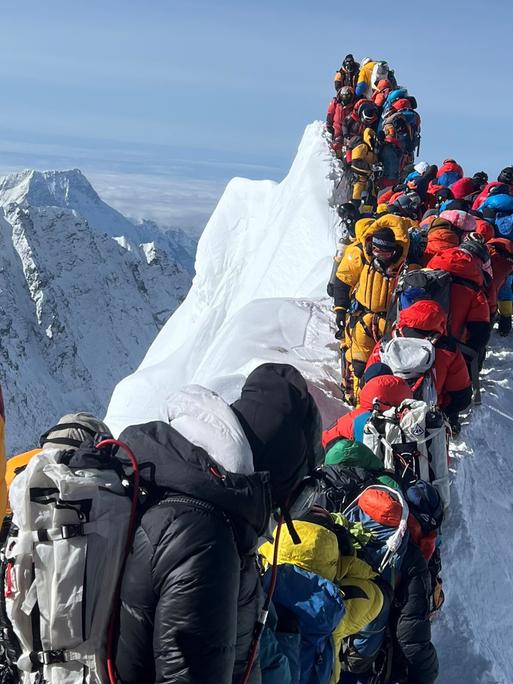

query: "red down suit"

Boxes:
[367, 301, 472, 419]
[322, 375, 413, 445]
[427, 248, 490, 350]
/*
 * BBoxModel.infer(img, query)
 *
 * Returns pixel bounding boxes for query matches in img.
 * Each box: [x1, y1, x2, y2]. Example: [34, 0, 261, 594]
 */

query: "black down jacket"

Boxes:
[114, 421, 271, 684]
[390, 542, 439, 684]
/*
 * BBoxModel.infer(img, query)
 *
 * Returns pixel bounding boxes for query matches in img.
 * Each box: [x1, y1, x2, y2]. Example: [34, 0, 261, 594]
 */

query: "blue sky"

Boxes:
[0, 0, 511, 230]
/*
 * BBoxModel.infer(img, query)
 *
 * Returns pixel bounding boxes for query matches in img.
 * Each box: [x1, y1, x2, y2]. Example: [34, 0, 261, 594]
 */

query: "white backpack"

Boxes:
[362, 399, 450, 508]
[5, 444, 136, 683]
[380, 336, 438, 405]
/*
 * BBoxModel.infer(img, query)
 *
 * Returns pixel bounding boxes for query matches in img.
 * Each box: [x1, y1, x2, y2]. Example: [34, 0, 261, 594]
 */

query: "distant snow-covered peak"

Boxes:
[0, 168, 99, 209]
[0, 167, 140, 240]
[0, 168, 198, 270]
[0, 199, 192, 453]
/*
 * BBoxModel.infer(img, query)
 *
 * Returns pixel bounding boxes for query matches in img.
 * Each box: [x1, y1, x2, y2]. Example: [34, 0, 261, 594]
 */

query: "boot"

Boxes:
[448, 414, 462, 437]
[498, 314, 512, 337]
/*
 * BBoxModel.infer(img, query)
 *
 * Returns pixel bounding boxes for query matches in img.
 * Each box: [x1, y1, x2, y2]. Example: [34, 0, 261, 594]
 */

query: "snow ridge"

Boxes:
[106, 122, 347, 433]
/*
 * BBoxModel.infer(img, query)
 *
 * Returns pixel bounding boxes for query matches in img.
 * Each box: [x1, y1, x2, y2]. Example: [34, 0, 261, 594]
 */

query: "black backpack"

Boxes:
[385, 267, 452, 334]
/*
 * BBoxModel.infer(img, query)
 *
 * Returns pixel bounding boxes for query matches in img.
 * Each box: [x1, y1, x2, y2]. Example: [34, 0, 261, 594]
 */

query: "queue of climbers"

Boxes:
[0, 56, 510, 684]
[319, 55, 513, 684]
[329, 158, 513, 413]
[327, 56, 419, 211]
[0, 373, 444, 684]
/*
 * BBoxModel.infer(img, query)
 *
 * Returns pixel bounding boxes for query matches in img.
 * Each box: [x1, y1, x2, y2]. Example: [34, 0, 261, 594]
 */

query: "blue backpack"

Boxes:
[264, 564, 345, 684]
[495, 213, 513, 240]
[480, 194, 513, 214]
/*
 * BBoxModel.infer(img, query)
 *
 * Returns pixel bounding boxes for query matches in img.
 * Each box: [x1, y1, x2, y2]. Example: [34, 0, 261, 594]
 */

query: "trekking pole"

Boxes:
[239, 514, 284, 684]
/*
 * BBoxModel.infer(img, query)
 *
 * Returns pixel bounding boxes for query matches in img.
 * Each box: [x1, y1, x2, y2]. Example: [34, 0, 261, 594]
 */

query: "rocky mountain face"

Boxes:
[0, 169, 196, 453]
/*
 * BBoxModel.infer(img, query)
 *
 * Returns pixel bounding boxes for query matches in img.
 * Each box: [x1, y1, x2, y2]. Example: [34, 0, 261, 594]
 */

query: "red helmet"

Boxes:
[398, 300, 447, 335]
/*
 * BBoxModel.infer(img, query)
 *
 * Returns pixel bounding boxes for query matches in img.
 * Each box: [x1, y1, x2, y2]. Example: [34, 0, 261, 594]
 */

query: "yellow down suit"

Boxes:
[335, 214, 410, 378]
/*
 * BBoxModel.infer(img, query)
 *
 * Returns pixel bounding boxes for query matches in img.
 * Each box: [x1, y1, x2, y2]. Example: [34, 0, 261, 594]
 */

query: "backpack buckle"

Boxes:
[60, 524, 85, 539]
[39, 649, 67, 665]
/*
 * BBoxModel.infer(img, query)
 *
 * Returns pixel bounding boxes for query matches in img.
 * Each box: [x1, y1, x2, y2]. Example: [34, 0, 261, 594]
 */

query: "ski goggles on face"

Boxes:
[372, 245, 395, 258]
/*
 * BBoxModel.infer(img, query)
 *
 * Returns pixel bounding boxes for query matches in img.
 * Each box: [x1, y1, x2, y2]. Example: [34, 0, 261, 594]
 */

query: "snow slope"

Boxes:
[106, 121, 512, 683]
[434, 340, 513, 684]
[106, 122, 348, 433]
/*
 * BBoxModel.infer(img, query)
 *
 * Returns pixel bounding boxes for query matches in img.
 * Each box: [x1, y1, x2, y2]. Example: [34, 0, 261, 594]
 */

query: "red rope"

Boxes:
[95, 438, 140, 684]
[239, 514, 284, 684]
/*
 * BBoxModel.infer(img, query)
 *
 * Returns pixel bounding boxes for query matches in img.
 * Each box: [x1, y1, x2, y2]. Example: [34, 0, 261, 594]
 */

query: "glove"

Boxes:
[327, 281, 335, 298]
[430, 576, 445, 616]
[334, 308, 346, 339]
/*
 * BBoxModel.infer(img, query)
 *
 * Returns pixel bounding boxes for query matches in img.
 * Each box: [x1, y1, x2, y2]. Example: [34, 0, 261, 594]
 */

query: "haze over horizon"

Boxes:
[0, 0, 511, 232]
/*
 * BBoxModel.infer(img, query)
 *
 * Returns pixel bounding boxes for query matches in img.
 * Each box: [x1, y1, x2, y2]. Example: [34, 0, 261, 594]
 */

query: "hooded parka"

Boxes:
[114, 408, 271, 684]
[335, 215, 410, 375]
[115, 364, 323, 684]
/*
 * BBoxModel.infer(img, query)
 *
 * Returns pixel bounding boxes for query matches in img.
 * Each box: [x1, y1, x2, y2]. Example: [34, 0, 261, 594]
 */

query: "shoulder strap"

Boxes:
[451, 274, 481, 292]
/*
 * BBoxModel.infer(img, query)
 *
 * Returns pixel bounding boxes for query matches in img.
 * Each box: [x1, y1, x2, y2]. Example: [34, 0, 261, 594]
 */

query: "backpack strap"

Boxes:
[451, 274, 481, 292]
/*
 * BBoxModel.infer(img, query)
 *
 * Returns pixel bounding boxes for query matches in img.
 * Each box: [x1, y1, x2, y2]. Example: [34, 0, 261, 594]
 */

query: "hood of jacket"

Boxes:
[118, 419, 271, 537]
[165, 385, 254, 475]
[428, 247, 484, 286]
[475, 218, 495, 242]
[231, 363, 324, 506]
[358, 375, 413, 410]
[439, 209, 476, 232]
[426, 219, 460, 255]
[397, 299, 447, 334]
[437, 160, 463, 178]
[362, 214, 410, 266]
[324, 438, 383, 470]
[489, 237, 513, 257]
[450, 177, 475, 200]
[355, 217, 375, 243]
